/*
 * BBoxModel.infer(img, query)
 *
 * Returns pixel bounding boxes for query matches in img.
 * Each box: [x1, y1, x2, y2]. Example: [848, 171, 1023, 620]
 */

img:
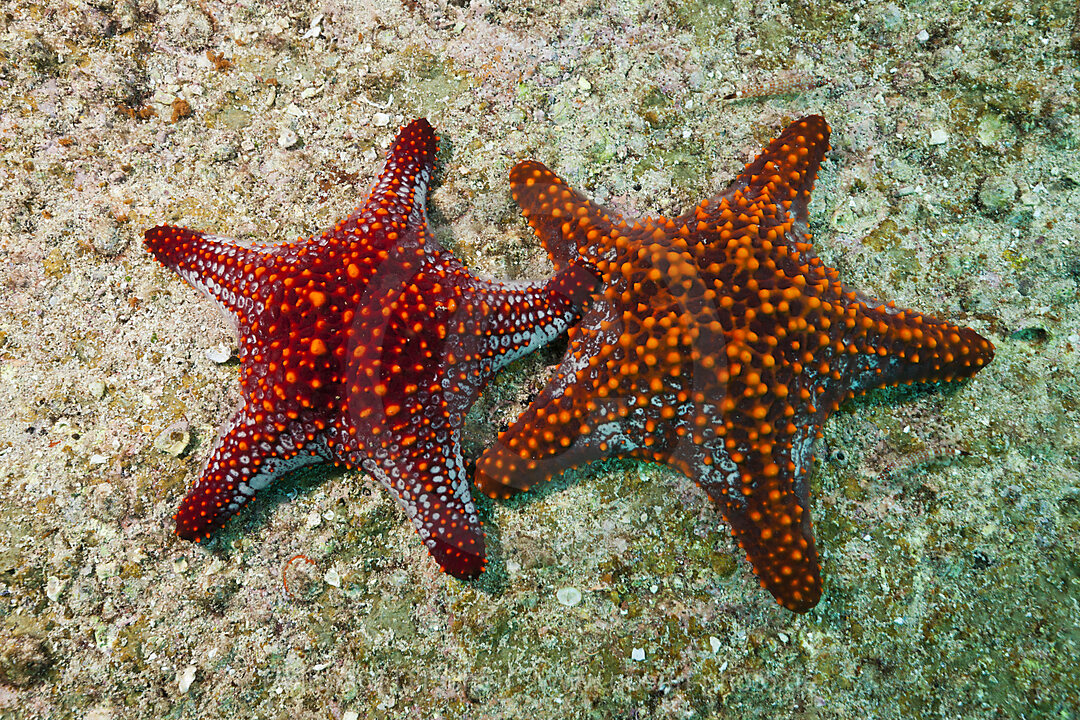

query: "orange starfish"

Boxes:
[476, 116, 994, 611]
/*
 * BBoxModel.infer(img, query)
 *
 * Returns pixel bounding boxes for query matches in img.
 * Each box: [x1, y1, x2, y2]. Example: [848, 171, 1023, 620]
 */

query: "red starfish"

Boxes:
[476, 116, 995, 611]
[145, 118, 597, 579]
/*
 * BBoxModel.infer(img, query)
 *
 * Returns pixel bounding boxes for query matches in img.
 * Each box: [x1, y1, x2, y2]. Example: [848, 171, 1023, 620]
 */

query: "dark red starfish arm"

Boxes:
[456, 260, 600, 372]
[144, 225, 281, 322]
[350, 118, 438, 237]
[174, 403, 330, 541]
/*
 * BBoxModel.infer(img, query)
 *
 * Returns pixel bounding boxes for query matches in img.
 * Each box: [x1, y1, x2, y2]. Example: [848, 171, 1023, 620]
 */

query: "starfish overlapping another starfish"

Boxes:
[476, 115, 994, 611]
[146, 119, 597, 578]
[148, 116, 994, 612]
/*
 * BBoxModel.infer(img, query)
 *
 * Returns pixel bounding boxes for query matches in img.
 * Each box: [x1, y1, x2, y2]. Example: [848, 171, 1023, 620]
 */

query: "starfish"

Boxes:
[145, 118, 597, 579]
[475, 116, 995, 611]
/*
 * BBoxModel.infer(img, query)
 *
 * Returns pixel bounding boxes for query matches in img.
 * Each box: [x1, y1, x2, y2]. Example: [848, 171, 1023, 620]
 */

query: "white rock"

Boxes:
[46, 575, 63, 602]
[278, 128, 300, 149]
[205, 343, 232, 363]
[178, 664, 196, 693]
[153, 420, 190, 457]
[87, 379, 106, 400]
[555, 587, 582, 607]
[324, 568, 341, 587]
[631, 647, 645, 662]
[928, 127, 949, 145]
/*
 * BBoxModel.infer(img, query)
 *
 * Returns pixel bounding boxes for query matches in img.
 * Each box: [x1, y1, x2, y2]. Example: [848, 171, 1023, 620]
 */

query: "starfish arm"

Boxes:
[698, 424, 822, 613]
[175, 403, 330, 541]
[348, 118, 439, 240]
[474, 382, 599, 499]
[456, 260, 601, 375]
[346, 435, 486, 579]
[738, 117, 829, 226]
[474, 313, 641, 498]
[144, 225, 280, 322]
[685, 115, 831, 260]
[341, 267, 491, 578]
[509, 161, 624, 269]
[295, 118, 440, 272]
[838, 302, 995, 397]
[733, 115, 830, 234]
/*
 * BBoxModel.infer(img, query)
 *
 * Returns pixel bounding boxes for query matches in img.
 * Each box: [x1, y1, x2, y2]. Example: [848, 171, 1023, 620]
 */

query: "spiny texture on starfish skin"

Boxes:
[475, 115, 995, 612]
[145, 118, 598, 580]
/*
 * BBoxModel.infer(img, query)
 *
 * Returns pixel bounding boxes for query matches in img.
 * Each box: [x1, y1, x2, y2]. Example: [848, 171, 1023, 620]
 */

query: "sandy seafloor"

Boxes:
[1, 0, 1079, 717]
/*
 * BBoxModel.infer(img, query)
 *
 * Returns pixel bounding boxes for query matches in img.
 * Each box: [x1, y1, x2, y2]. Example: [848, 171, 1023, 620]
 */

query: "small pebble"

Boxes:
[91, 222, 127, 256]
[154, 420, 191, 457]
[324, 568, 341, 587]
[46, 575, 62, 602]
[556, 587, 582, 607]
[278, 128, 300, 149]
[977, 174, 1017, 215]
[87, 379, 106, 400]
[260, 86, 277, 112]
[84, 705, 112, 720]
[928, 127, 949, 145]
[177, 664, 196, 693]
[373, 112, 391, 127]
[631, 647, 645, 662]
[205, 343, 232, 363]
[211, 143, 238, 162]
